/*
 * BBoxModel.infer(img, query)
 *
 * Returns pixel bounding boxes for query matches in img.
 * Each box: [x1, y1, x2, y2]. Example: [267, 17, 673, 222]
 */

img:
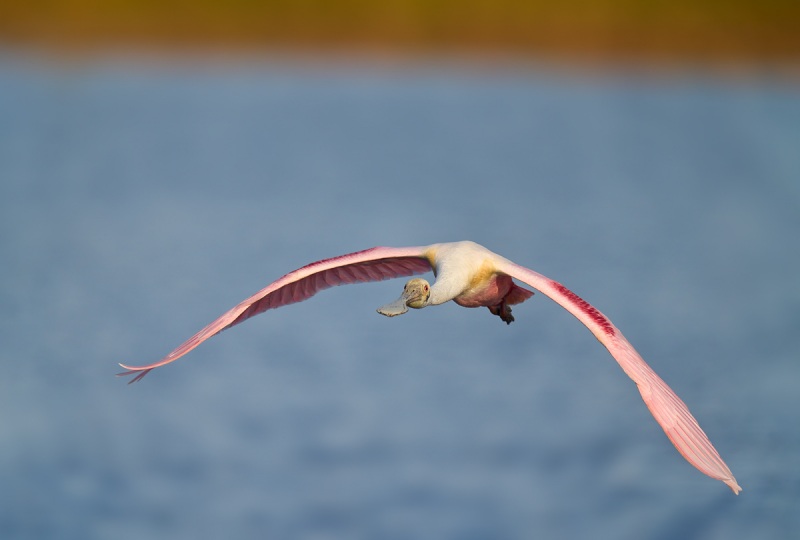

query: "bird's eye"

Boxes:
[424, 285, 429, 291]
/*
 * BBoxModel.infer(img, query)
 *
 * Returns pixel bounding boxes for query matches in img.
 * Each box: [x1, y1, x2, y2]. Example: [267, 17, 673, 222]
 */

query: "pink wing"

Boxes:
[118, 246, 432, 383]
[496, 259, 741, 494]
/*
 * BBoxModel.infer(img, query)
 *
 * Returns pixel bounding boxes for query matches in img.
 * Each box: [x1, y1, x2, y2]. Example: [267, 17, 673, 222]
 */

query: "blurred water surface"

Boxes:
[0, 53, 798, 539]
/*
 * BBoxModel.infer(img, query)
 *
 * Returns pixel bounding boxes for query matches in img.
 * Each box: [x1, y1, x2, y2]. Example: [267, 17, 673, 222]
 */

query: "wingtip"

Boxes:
[116, 363, 152, 384]
[726, 478, 743, 495]
[118, 362, 138, 371]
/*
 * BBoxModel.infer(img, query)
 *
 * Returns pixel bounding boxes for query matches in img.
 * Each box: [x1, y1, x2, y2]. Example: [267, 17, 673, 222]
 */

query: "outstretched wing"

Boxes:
[495, 258, 741, 494]
[119, 246, 432, 383]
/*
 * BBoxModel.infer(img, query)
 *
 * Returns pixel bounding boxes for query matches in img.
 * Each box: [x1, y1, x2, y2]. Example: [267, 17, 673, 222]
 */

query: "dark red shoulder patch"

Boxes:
[551, 281, 616, 336]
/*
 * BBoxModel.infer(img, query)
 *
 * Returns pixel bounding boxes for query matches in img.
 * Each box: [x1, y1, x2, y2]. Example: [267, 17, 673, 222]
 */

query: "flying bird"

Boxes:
[119, 241, 741, 493]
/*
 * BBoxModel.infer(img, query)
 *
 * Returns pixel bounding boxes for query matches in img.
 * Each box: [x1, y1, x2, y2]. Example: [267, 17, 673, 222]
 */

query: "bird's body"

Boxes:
[119, 241, 741, 494]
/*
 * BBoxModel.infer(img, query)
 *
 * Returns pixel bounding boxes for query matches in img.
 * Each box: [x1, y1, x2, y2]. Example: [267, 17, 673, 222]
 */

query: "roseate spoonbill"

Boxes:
[119, 241, 741, 493]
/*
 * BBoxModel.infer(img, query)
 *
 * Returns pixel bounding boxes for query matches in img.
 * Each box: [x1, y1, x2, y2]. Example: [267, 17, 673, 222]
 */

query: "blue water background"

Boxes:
[1, 53, 798, 539]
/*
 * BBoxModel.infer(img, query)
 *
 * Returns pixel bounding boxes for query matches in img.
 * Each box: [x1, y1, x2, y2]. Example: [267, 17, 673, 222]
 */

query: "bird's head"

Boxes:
[376, 278, 431, 317]
[402, 278, 431, 309]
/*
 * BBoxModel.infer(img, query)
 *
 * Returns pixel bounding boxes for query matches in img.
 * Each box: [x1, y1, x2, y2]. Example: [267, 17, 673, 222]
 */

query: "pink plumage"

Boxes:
[119, 241, 740, 494]
[118, 246, 432, 382]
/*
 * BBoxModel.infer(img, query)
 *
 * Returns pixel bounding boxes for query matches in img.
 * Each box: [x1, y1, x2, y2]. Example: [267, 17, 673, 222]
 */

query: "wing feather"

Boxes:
[496, 258, 741, 494]
[119, 246, 432, 381]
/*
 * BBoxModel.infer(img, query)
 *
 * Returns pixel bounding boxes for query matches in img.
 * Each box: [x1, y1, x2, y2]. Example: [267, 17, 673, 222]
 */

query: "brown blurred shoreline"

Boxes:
[2, 1, 798, 71]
